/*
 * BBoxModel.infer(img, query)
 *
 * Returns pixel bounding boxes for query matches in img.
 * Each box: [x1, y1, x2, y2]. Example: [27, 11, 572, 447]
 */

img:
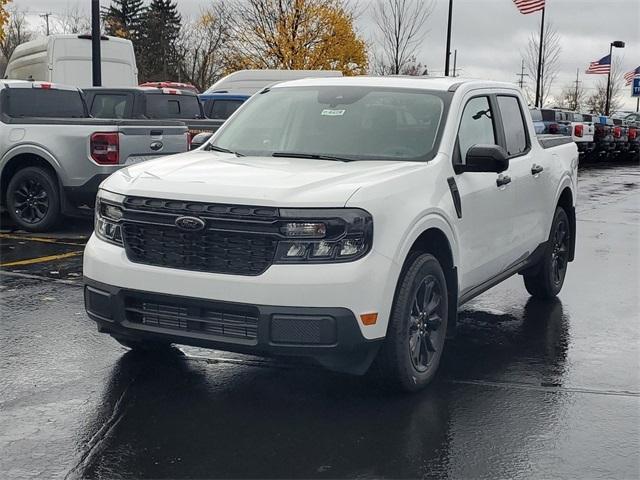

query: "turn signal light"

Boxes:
[360, 313, 378, 326]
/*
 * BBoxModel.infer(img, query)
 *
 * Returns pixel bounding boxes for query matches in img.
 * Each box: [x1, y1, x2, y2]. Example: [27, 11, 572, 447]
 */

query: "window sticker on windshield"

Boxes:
[321, 109, 346, 116]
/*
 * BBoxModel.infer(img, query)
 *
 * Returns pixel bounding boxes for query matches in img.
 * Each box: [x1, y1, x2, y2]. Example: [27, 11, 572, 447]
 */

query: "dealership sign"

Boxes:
[633, 77, 640, 98]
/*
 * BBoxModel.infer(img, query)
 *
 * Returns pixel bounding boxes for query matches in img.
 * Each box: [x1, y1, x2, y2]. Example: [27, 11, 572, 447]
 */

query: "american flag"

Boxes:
[513, 0, 545, 14]
[585, 55, 611, 74]
[624, 66, 640, 85]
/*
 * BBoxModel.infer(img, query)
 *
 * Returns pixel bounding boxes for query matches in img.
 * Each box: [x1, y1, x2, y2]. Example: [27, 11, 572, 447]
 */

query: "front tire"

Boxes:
[523, 207, 571, 299]
[373, 253, 448, 392]
[6, 166, 60, 232]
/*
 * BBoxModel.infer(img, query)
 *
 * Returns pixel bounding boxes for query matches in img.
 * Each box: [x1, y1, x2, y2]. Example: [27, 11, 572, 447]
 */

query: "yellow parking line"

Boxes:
[0, 233, 86, 247]
[0, 251, 83, 267]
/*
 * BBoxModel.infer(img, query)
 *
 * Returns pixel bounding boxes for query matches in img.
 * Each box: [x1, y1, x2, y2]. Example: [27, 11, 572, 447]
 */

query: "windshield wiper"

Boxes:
[206, 144, 244, 157]
[272, 152, 354, 162]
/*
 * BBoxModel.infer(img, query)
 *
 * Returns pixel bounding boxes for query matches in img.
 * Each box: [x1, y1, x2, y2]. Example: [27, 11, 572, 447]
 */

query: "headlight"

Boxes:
[95, 189, 125, 246]
[274, 208, 373, 264]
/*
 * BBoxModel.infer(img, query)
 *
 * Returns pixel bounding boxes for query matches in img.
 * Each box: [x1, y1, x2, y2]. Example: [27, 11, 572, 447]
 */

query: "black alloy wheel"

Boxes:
[524, 207, 571, 299]
[12, 177, 50, 225]
[550, 216, 569, 286]
[6, 166, 60, 232]
[408, 275, 445, 373]
[372, 253, 449, 392]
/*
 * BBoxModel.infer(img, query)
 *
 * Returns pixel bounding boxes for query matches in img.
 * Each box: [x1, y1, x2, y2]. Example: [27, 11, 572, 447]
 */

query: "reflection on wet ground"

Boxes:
[1, 160, 639, 479]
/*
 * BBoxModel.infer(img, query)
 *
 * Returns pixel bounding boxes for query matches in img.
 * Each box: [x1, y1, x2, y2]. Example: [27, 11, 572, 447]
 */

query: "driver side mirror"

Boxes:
[457, 144, 509, 173]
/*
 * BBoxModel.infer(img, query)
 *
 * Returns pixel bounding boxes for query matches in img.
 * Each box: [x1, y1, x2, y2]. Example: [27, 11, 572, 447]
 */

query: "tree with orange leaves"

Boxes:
[228, 0, 368, 75]
[0, 0, 11, 42]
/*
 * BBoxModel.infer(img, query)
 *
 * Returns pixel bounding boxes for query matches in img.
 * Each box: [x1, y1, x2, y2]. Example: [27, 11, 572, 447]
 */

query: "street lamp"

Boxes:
[605, 40, 625, 116]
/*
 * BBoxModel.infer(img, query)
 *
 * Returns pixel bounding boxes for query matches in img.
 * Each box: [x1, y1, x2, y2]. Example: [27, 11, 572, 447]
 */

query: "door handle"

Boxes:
[531, 164, 544, 175]
[496, 174, 511, 187]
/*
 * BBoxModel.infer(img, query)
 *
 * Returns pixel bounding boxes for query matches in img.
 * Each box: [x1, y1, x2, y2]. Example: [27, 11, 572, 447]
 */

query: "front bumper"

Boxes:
[85, 278, 382, 374]
[83, 234, 401, 372]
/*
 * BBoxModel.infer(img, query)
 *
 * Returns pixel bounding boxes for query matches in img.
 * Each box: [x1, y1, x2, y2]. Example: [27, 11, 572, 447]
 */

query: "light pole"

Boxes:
[604, 40, 625, 116]
[444, 0, 453, 76]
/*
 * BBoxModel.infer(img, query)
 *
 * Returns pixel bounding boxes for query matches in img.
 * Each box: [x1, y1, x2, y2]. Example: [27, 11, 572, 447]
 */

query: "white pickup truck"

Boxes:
[83, 77, 578, 391]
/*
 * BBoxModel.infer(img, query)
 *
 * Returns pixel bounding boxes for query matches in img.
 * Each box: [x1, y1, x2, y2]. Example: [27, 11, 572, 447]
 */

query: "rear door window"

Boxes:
[145, 95, 202, 119]
[497, 95, 528, 156]
[3, 88, 87, 118]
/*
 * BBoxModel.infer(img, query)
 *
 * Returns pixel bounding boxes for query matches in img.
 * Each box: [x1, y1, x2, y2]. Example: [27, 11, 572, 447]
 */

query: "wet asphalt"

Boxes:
[0, 160, 639, 479]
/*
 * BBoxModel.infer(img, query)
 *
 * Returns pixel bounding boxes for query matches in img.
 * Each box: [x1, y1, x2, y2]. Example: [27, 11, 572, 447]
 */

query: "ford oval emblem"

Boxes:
[150, 141, 163, 151]
[175, 216, 205, 231]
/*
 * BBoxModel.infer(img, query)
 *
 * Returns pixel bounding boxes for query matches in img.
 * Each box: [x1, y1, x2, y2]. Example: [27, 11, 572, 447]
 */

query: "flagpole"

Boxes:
[534, 6, 545, 108]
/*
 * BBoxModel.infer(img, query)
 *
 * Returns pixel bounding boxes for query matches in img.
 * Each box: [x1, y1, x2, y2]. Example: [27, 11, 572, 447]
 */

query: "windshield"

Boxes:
[212, 86, 447, 161]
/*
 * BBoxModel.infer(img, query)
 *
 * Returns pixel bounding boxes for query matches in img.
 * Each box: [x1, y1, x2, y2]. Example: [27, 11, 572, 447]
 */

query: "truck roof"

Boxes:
[83, 86, 199, 97]
[0, 79, 79, 91]
[270, 76, 522, 93]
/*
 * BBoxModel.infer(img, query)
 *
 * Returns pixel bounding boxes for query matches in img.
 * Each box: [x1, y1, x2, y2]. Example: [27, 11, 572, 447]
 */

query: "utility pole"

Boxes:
[452, 50, 458, 77]
[40, 13, 52, 36]
[516, 59, 529, 89]
[444, 0, 454, 76]
[572, 68, 580, 111]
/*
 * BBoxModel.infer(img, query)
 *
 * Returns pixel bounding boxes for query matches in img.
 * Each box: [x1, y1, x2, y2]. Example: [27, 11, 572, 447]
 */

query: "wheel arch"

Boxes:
[400, 225, 459, 337]
[1, 146, 63, 205]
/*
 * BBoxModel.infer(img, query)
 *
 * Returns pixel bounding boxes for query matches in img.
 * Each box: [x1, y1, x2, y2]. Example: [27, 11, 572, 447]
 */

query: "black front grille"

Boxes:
[122, 223, 277, 276]
[125, 296, 259, 341]
[123, 196, 279, 220]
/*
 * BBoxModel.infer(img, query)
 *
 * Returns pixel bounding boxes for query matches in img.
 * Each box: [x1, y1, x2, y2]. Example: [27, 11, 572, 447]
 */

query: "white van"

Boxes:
[204, 69, 343, 94]
[4, 35, 138, 88]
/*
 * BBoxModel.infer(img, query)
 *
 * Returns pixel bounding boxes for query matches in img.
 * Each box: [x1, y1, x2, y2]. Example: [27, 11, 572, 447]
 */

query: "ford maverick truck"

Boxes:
[83, 77, 578, 391]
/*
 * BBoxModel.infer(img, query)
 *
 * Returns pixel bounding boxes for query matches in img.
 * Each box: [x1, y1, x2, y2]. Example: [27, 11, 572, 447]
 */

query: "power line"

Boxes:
[516, 59, 529, 89]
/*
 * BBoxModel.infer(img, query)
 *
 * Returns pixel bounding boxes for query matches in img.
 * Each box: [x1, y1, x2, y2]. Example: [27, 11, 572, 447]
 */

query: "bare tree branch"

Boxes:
[176, 4, 231, 92]
[372, 0, 433, 75]
[522, 21, 561, 107]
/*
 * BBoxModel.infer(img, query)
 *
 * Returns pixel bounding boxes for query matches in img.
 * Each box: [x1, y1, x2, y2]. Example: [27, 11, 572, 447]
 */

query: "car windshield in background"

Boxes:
[4, 89, 86, 118]
[212, 86, 447, 161]
[530, 109, 543, 121]
[145, 94, 202, 119]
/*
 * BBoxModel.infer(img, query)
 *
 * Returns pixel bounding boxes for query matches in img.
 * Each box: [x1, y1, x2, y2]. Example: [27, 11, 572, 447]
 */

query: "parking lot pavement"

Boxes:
[1, 161, 639, 479]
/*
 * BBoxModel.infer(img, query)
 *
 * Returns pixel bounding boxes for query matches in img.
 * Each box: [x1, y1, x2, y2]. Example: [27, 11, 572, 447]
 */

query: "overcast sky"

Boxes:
[14, 0, 640, 110]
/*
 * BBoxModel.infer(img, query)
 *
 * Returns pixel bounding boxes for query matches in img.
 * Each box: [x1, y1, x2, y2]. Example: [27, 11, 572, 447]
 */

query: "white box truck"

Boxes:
[4, 34, 138, 88]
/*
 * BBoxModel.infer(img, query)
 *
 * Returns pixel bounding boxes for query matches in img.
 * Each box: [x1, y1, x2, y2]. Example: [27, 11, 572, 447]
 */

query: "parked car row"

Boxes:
[530, 108, 639, 161]
[0, 71, 348, 232]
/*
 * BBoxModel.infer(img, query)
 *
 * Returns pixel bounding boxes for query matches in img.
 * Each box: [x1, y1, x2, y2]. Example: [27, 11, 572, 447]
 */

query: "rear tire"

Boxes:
[523, 207, 571, 299]
[6, 166, 60, 232]
[373, 253, 448, 392]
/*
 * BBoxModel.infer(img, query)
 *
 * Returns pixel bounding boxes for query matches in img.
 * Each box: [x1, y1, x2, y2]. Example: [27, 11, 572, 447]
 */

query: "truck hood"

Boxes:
[102, 150, 422, 207]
